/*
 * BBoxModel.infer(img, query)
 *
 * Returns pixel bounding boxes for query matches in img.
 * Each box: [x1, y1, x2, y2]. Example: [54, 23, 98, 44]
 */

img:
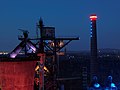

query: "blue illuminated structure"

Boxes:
[90, 14, 97, 40]
[104, 76, 117, 90]
[88, 76, 101, 90]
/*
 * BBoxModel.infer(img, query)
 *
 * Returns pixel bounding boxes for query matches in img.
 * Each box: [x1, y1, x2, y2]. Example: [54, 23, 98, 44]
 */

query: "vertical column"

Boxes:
[38, 53, 45, 90]
[90, 14, 98, 81]
[53, 39, 57, 90]
[39, 18, 44, 53]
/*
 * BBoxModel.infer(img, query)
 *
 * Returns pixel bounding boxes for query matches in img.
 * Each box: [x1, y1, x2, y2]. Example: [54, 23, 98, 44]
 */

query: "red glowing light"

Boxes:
[90, 14, 97, 20]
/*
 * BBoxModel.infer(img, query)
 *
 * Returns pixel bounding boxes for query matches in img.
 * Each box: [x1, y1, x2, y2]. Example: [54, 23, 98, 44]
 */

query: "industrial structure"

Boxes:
[0, 15, 120, 90]
[0, 18, 79, 90]
[90, 14, 98, 80]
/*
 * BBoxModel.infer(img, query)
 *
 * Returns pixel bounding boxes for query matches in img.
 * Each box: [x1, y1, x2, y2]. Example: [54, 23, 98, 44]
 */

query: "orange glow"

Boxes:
[44, 66, 49, 72]
[35, 66, 49, 73]
[35, 66, 39, 71]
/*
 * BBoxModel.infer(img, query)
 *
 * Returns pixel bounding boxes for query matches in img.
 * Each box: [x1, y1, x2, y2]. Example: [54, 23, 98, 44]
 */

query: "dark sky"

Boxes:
[0, 0, 120, 51]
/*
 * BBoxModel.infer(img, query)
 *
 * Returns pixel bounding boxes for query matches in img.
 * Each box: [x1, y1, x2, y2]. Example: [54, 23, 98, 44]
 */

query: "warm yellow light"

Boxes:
[35, 66, 39, 71]
[44, 66, 49, 73]
[59, 41, 64, 47]
[35, 66, 49, 73]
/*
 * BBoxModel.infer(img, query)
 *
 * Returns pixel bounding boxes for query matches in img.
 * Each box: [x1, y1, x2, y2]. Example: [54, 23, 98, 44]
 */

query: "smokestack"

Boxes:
[90, 14, 98, 80]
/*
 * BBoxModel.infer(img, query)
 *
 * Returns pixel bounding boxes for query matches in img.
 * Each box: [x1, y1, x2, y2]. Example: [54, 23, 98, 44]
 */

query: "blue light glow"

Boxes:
[90, 35, 92, 37]
[104, 88, 109, 90]
[94, 83, 100, 88]
[108, 76, 112, 80]
[90, 21, 92, 24]
[111, 83, 116, 87]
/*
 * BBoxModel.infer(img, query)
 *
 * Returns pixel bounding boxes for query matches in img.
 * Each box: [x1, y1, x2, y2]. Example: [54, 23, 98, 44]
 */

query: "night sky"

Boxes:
[0, 0, 120, 51]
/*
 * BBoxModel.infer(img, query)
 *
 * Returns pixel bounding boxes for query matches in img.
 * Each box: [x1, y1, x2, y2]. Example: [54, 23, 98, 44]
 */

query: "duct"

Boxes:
[10, 46, 23, 58]
[27, 41, 36, 53]
[10, 41, 24, 58]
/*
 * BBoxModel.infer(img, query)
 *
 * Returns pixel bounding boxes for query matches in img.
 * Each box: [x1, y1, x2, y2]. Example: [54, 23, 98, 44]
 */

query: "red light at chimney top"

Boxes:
[90, 14, 97, 20]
